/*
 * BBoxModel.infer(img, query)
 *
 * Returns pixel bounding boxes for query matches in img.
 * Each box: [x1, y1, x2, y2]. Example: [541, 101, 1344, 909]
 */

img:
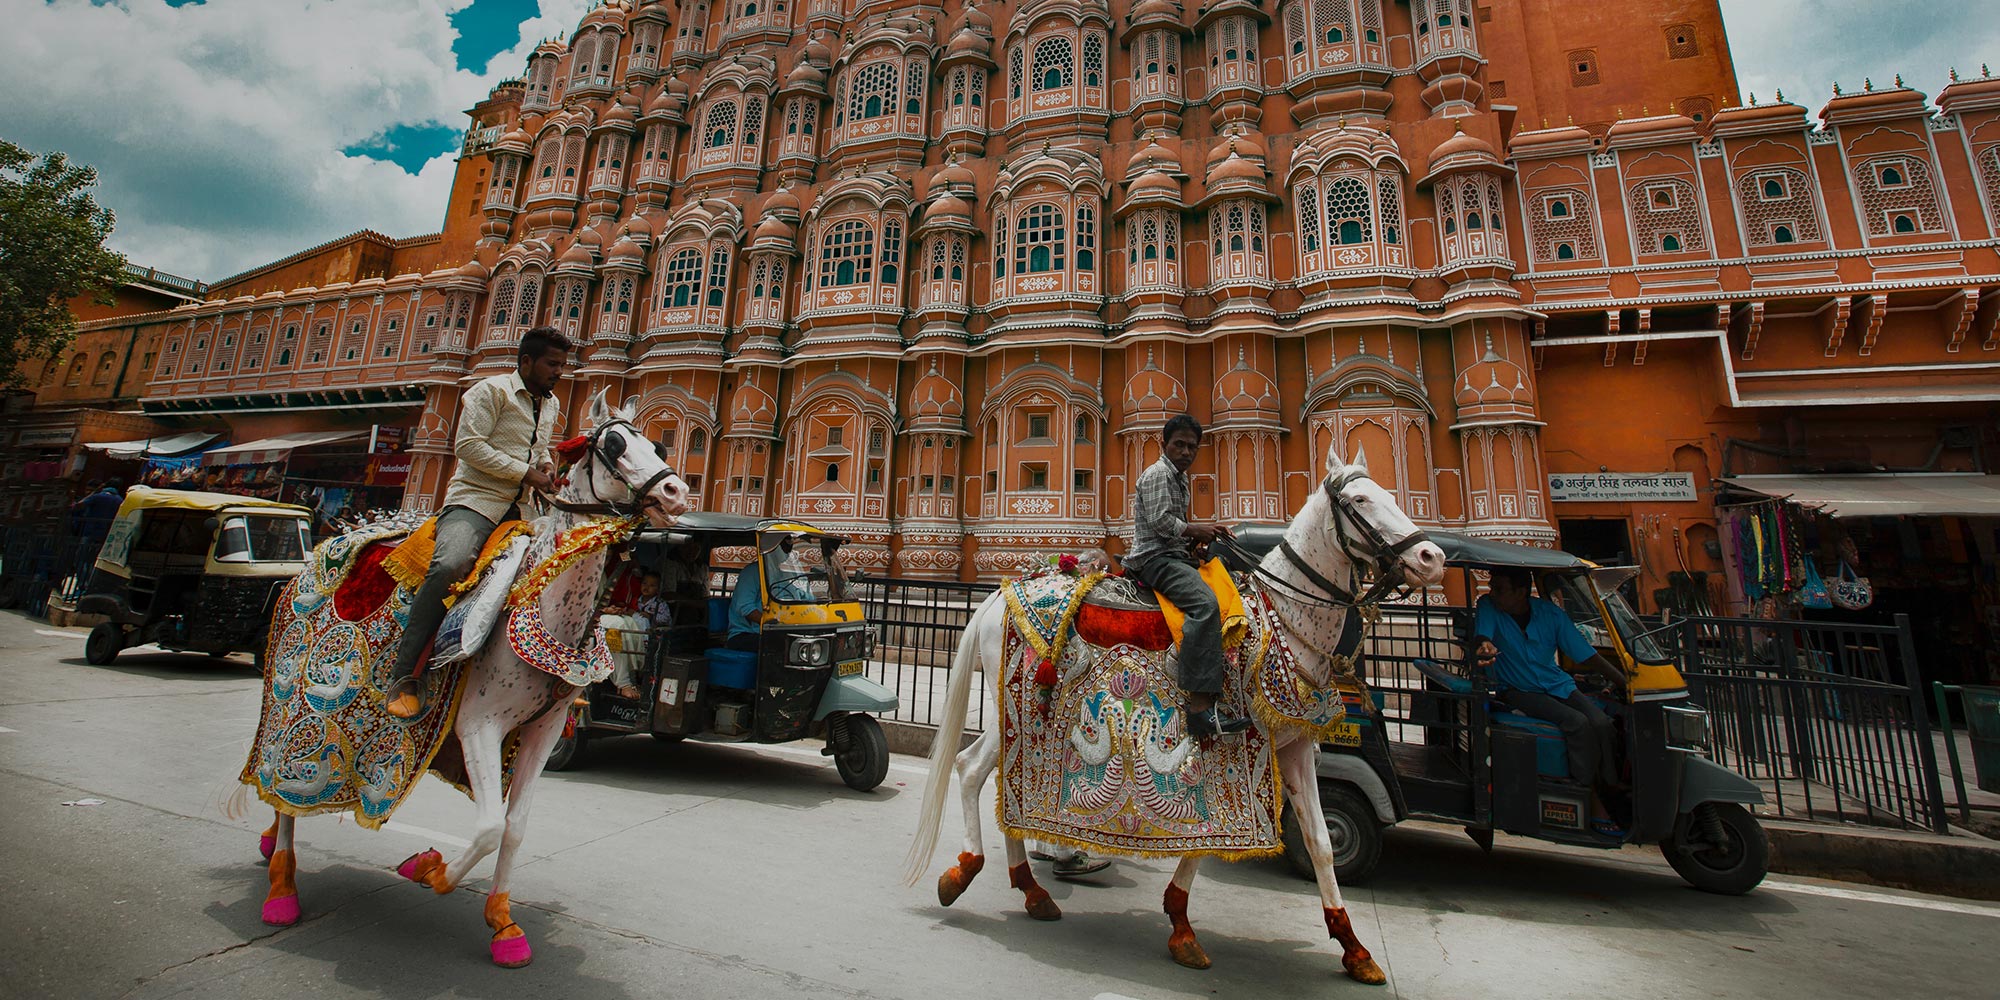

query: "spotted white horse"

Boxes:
[904, 444, 1446, 983]
[245, 391, 688, 967]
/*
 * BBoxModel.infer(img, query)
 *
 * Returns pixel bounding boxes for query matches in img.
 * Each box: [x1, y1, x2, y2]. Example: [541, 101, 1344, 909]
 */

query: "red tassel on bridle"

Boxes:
[554, 433, 591, 468]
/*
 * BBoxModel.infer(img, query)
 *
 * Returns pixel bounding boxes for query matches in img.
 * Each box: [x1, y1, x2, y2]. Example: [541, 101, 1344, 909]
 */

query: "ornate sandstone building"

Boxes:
[134, 0, 2000, 624]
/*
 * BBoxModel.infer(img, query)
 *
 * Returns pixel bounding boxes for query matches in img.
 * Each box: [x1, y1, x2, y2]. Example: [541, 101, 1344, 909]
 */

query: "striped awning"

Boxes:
[201, 429, 369, 467]
[82, 431, 220, 460]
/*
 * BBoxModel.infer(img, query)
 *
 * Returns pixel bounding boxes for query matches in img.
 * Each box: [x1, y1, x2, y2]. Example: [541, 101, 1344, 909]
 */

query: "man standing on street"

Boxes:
[1126, 414, 1249, 738]
[384, 327, 570, 718]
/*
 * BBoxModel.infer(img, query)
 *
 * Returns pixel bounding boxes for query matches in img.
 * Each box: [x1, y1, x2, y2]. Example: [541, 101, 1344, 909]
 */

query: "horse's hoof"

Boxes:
[261, 894, 300, 926]
[1169, 933, 1211, 969]
[1023, 888, 1062, 921]
[937, 852, 984, 907]
[490, 934, 533, 968]
[1344, 953, 1388, 986]
[258, 834, 276, 862]
[396, 849, 448, 892]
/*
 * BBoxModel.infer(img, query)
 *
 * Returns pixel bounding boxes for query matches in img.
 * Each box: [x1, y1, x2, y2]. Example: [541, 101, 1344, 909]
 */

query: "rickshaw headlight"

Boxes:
[864, 628, 878, 657]
[1664, 705, 1710, 748]
[789, 636, 830, 666]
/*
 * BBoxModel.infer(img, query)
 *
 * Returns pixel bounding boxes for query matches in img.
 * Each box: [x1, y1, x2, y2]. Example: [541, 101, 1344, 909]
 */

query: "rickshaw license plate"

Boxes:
[1541, 798, 1584, 830]
[1329, 722, 1362, 747]
[837, 659, 865, 677]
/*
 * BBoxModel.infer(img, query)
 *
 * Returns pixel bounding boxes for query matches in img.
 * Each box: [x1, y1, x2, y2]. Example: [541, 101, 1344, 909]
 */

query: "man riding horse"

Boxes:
[1126, 414, 1250, 738]
[384, 326, 570, 719]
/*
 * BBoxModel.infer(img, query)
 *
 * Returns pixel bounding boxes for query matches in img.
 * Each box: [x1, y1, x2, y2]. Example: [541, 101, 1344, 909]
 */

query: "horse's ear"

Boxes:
[1323, 438, 1347, 476]
[587, 387, 612, 428]
[1350, 445, 1369, 474]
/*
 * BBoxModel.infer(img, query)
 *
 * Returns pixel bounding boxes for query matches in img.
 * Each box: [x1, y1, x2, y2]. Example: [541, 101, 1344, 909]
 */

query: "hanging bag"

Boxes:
[1829, 561, 1874, 610]
[1798, 559, 1832, 609]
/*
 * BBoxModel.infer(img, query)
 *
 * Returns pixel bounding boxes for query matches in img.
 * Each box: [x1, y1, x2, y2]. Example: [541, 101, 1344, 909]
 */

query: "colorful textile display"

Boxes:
[499, 518, 637, 686]
[381, 515, 534, 604]
[240, 520, 473, 828]
[994, 575, 1355, 860]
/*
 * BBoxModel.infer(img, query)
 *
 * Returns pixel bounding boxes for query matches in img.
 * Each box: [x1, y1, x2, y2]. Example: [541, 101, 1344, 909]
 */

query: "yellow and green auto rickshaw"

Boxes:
[548, 513, 896, 790]
[1226, 527, 1769, 894]
[74, 486, 313, 668]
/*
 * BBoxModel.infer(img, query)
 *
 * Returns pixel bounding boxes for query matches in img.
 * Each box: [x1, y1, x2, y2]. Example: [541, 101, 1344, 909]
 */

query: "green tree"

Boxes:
[0, 139, 127, 388]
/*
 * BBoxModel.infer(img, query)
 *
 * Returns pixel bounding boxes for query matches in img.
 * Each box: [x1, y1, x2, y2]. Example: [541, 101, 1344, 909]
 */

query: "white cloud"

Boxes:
[0, 0, 592, 280]
[1719, 0, 2000, 112]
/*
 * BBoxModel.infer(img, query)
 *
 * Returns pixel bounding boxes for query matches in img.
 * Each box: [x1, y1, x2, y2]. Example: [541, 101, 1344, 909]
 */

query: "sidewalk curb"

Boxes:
[883, 719, 2000, 901]
[1764, 820, 2000, 901]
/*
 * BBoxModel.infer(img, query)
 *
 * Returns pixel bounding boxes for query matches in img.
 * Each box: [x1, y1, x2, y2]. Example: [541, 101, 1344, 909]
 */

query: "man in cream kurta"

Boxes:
[384, 327, 571, 718]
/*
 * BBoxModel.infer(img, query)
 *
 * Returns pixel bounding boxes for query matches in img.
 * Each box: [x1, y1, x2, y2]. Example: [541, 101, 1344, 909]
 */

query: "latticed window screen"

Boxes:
[1033, 36, 1072, 91]
[819, 219, 876, 286]
[1083, 32, 1105, 87]
[951, 68, 968, 106]
[1377, 175, 1403, 245]
[906, 56, 926, 113]
[742, 98, 763, 145]
[1978, 147, 2000, 221]
[881, 218, 903, 284]
[950, 237, 966, 279]
[490, 279, 517, 326]
[1327, 176, 1373, 244]
[1076, 204, 1097, 270]
[705, 102, 737, 148]
[514, 278, 541, 326]
[1528, 189, 1597, 261]
[1010, 47, 1023, 98]
[1016, 204, 1067, 273]
[930, 239, 949, 279]
[1736, 166, 1821, 245]
[1855, 155, 1945, 235]
[1298, 186, 1322, 252]
[1626, 178, 1706, 254]
[664, 248, 704, 307]
[851, 60, 898, 120]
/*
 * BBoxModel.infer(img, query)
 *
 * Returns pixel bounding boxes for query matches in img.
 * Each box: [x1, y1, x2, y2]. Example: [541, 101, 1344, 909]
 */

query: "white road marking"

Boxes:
[35, 629, 84, 639]
[1760, 878, 2000, 918]
[0, 726, 16, 733]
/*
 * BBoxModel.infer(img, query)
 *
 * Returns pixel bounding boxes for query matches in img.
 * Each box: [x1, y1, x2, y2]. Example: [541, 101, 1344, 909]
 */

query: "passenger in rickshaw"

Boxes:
[603, 571, 672, 699]
[724, 532, 813, 651]
[1472, 566, 1630, 836]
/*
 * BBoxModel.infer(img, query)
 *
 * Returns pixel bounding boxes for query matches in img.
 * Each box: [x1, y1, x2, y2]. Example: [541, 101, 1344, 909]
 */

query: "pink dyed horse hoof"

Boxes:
[486, 892, 532, 968]
[261, 894, 301, 926]
[263, 848, 301, 926]
[396, 849, 449, 892]
[490, 934, 533, 968]
[258, 818, 278, 861]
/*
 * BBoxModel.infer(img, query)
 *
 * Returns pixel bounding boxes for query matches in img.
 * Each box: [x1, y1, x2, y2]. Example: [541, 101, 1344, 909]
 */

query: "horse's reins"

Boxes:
[541, 417, 677, 520]
[1217, 469, 1431, 610]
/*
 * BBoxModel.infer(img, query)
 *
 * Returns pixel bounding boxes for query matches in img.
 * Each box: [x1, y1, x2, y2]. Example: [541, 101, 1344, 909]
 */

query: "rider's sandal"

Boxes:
[1590, 818, 1626, 838]
[383, 677, 425, 719]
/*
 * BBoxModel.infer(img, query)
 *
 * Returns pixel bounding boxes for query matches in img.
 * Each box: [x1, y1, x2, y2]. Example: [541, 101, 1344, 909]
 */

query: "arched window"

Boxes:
[1893, 213, 1917, 233]
[1033, 36, 1072, 91]
[1773, 225, 1795, 243]
[1880, 164, 1905, 187]
[880, 217, 903, 286]
[1016, 204, 1067, 273]
[1465, 211, 1482, 230]
[1298, 185, 1322, 253]
[1377, 175, 1403, 246]
[1556, 242, 1576, 260]
[706, 247, 731, 307]
[1763, 177, 1785, 199]
[819, 219, 875, 287]
[1076, 204, 1096, 271]
[705, 102, 737, 148]
[1549, 199, 1570, 218]
[851, 60, 897, 120]
[1328, 177, 1372, 245]
[1083, 32, 1105, 88]
[1660, 233, 1682, 252]
[664, 248, 704, 307]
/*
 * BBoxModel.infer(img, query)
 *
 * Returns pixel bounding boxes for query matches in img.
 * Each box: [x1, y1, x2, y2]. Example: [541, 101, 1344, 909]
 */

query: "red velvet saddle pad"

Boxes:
[333, 541, 399, 622]
[1074, 601, 1174, 651]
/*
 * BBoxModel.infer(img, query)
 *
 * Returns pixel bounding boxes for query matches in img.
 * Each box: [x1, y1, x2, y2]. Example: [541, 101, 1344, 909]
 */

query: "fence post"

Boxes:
[1896, 614, 1951, 834]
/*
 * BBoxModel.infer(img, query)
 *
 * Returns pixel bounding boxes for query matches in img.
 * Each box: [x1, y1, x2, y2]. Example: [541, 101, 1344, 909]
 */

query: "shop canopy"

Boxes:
[1723, 474, 2000, 518]
[82, 431, 219, 460]
[201, 429, 369, 467]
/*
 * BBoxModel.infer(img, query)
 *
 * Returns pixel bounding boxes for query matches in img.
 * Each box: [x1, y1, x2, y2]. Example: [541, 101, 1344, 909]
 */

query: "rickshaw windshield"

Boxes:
[760, 533, 849, 604]
[214, 515, 310, 563]
[1550, 574, 1670, 664]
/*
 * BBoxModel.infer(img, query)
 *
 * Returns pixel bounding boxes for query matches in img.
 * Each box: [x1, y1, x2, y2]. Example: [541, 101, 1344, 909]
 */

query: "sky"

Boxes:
[1, 0, 1997, 282]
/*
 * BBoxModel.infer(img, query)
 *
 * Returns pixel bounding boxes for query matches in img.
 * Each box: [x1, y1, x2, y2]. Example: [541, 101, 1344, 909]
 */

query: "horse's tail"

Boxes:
[902, 588, 997, 886]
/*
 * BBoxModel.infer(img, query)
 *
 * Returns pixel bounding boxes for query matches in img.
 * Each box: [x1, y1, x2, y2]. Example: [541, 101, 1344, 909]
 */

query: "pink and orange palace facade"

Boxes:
[138, 0, 2000, 583]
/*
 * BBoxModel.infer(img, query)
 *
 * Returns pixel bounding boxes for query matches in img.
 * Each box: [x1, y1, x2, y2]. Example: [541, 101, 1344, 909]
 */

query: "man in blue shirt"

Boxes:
[726, 533, 813, 651]
[1472, 566, 1628, 834]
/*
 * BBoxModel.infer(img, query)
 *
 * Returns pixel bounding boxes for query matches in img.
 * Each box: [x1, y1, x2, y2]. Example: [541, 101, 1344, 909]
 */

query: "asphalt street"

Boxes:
[1, 608, 1994, 1000]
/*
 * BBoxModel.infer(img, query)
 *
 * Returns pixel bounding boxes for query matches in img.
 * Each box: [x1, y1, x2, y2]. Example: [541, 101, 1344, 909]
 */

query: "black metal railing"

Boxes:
[1675, 613, 1949, 833]
[851, 575, 999, 730]
[0, 519, 108, 618]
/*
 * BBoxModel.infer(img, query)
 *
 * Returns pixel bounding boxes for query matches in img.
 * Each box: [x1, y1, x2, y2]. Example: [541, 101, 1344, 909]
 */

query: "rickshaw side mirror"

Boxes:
[204, 516, 220, 532]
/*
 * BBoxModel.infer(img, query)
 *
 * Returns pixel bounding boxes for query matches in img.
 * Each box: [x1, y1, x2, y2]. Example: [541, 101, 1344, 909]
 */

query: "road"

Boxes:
[0, 609, 1993, 1000]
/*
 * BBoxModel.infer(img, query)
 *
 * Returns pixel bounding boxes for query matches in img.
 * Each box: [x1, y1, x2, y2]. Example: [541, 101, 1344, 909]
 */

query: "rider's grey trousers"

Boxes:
[1129, 556, 1225, 696]
[390, 505, 497, 679]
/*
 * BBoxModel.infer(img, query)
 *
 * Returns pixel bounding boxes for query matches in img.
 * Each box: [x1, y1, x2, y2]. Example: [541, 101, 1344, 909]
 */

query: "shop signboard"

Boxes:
[1547, 472, 1698, 503]
[365, 454, 413, 487]
[371, 426, 405, 454]
[17, 426, 77, 448]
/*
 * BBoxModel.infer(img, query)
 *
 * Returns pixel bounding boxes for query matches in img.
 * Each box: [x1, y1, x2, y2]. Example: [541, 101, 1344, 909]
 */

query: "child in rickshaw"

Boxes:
[603, 571, 672, 699]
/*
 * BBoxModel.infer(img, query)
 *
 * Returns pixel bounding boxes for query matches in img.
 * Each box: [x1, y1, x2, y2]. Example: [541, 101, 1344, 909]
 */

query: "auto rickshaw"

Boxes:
[547, 513, 897, 791]
[74, 486, 313, 668]
[1224, 527, 1770, 894]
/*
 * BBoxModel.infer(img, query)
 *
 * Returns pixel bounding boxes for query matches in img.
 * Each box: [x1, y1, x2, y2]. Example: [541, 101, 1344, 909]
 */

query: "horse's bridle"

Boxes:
[1236, 467, 1431, 610]
[543, 418, 677, 520]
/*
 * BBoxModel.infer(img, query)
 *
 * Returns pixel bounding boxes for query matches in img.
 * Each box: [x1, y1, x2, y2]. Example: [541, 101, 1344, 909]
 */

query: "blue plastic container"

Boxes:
[706, 597, 730, 634]
[707, 648, 758, 689]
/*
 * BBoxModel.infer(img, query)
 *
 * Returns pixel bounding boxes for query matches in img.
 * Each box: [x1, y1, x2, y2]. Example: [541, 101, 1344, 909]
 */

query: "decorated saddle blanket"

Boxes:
[995, 576, 1353, 859]
[381, 515, 534, 606]
[241, 519, 478, 828]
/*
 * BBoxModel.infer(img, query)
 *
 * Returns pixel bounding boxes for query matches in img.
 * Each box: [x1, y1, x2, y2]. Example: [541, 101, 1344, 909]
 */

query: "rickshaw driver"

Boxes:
[723, 532, 813, 652]
[1472, 566, 1630, 835]
[384, 326, 571, 719]
[1127, 414, 1250, 739]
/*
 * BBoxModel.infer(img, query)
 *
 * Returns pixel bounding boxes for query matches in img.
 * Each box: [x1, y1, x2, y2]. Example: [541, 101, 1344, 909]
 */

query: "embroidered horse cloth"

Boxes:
[240, 521, 476, 828]
[995, 572, 1340, 859]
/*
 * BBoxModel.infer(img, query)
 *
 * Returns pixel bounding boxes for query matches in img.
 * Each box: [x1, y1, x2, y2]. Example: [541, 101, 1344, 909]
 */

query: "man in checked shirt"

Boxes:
[384, 326, 571, 718]
[1126, 414, 1250, 738]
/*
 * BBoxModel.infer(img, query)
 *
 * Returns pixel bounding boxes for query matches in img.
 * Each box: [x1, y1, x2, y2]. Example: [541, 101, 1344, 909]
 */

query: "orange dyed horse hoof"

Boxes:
[1009, 862, 1062, 921]
[1325, 906, 1387, 986]
[937, 851, 984, 907]
[262, 848, 300, 926]
[397, 849, 451, 893]
[1168, 931, 1211, 970]
[1343, 952, 1387, 985]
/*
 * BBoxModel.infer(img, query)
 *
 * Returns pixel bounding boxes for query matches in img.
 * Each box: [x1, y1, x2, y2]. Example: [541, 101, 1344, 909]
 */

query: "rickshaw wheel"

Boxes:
[1663, 802, 1768, 895]
[1281, 786, 1382, 884]
[85, 623, 124, 666]
[832, 713, 889, 792]
[544, 728, 588, 772]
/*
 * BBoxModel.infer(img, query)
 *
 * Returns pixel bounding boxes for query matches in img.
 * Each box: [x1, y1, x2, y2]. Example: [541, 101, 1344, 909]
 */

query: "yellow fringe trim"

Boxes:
[999, 571, 1106, 665]
[508, 517, 637, 606]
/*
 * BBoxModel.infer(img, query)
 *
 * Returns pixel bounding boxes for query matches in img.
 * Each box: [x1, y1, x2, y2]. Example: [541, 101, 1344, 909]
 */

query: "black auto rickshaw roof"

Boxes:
[1222, 524, 1590, 574]
[632, 512, 845, 548]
